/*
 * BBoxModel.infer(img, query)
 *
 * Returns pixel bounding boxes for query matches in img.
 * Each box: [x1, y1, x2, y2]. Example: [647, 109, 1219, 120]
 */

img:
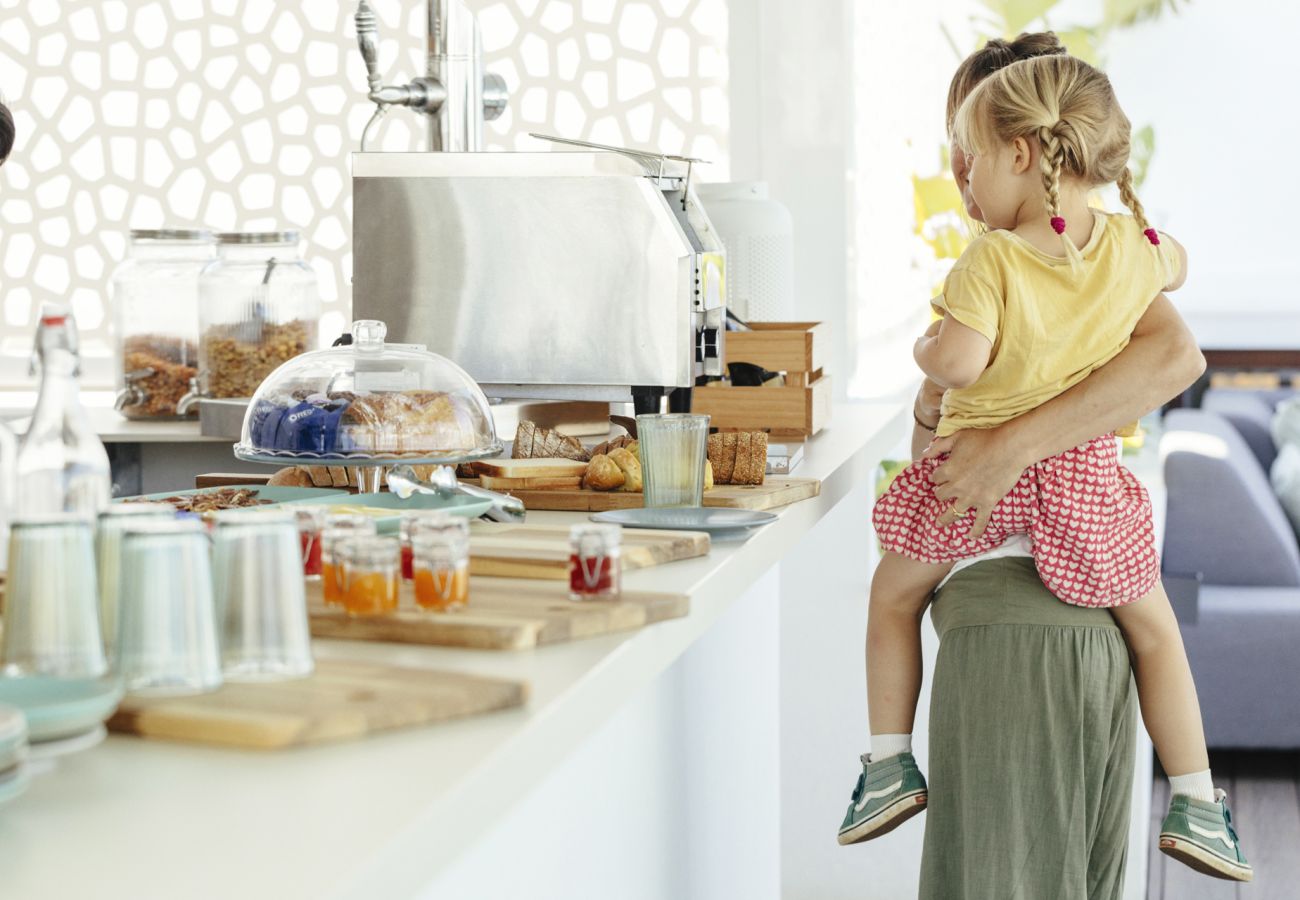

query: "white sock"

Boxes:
[1168, 768, 1216, 803]
[869, 733, 912, 762]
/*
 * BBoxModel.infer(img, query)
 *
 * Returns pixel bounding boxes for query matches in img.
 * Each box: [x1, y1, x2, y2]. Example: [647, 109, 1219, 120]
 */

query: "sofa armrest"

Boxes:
[1161, 409, 1300, 587]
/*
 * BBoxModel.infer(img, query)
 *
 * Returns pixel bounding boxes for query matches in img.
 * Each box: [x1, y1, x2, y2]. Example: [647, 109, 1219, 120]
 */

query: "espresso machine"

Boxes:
[350, 2, 725, 414]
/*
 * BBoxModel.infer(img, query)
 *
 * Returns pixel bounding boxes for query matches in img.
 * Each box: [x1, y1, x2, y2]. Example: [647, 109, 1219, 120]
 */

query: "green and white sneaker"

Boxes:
[837, 752, 928, 845]
[1159, 788, 1253, 882]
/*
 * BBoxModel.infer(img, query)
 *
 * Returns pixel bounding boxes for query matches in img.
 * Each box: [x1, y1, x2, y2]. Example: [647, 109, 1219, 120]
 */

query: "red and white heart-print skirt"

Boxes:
[873, 434, 1159, 608]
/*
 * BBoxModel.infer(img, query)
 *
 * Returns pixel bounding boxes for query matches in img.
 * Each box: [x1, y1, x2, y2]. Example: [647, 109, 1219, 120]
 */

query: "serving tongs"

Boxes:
[387, 464, 526, 524]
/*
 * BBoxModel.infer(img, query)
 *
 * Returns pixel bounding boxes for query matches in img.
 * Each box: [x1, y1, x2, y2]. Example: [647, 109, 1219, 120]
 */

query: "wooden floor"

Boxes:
[1148, 751, 1300, 899]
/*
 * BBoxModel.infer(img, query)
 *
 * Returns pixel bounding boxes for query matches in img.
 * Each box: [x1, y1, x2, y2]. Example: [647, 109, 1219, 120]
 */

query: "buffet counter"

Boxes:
[1, 401, 910, 900]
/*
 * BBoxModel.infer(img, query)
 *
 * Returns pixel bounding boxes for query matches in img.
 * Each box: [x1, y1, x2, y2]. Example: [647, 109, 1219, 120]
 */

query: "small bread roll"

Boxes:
[608, 447, 643, 492]
[583, 454, 626, 491]
[268, 467, 314, 488]
[625, 440, 639, 460]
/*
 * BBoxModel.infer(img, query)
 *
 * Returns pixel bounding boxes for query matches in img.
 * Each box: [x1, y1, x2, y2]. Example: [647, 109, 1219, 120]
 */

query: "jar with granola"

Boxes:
[111, 228, 215, 419]
[197, 231, 320, 399]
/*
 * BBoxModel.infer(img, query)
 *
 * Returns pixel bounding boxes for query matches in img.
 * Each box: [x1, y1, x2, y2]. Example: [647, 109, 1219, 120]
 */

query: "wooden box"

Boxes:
[692, 322, 832, 438]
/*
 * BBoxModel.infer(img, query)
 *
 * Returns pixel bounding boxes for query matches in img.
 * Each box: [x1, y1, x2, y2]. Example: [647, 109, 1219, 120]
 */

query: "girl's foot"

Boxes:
[1159, 788, 1253, 882]
[836, 752, 928, 845]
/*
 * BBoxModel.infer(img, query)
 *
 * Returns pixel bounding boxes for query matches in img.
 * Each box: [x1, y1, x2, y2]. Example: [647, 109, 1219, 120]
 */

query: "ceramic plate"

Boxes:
[0, 677, 124, 743]
[125, 485, 351, 508]
[26, 724, 106, 762]
[313, 494, 495, 533]
[0, 764, 31, 808]
[590, 507, 778, 534]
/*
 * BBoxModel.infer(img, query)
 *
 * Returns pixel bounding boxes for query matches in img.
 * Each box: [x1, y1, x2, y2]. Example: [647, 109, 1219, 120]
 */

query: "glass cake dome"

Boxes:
[234, 320, 503, 466]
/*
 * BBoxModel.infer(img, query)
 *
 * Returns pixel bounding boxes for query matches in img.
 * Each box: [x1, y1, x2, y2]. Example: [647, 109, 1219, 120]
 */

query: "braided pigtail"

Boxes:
[1038, 125, 1082, 267]
[1117, 166, 1160, 247]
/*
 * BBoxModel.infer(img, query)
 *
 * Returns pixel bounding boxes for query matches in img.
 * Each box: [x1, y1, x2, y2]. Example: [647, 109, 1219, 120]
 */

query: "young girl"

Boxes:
[838, 54, 1252, 883]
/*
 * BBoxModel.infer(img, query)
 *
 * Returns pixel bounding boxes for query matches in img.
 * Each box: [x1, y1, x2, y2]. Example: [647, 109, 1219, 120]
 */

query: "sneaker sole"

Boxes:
[1159, 834, 1254, 882]
[837, 790, 927, 845]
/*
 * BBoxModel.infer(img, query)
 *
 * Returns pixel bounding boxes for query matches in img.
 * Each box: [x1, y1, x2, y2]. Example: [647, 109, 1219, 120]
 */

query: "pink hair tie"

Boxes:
[1143, 227, 1160, 246]
[1050, 216, 1066, 234]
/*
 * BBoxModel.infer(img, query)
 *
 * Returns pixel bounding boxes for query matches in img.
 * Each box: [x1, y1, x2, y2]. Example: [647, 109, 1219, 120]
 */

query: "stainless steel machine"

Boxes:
[351, 142, 726, 413]
[350, 3, 725, 414]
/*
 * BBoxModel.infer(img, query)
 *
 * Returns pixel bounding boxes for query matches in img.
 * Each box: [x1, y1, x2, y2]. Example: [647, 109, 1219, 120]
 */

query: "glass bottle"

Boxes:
[15, 304, 112, 516]
[111, 228, 215, 419]
[197, 231, 320, 399]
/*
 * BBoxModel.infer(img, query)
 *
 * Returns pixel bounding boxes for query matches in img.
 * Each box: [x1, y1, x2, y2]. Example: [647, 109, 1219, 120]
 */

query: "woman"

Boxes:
[913, 34, 1206, 897]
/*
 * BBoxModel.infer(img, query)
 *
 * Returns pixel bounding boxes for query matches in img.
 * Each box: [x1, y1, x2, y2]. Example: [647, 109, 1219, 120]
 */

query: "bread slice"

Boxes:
[478, 474, 584, 490]
[473, 457, 590, 479]
[512, 421, 537, 459]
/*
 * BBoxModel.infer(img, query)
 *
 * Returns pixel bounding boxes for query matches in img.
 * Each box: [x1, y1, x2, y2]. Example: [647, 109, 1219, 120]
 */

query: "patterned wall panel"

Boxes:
[0, 0, 729, 387]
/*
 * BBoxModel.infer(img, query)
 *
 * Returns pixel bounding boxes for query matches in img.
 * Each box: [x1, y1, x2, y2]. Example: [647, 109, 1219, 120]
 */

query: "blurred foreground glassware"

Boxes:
[295, 506, 326, 578]
[96, 502, 176, 656]
[1, 514, 106, 678]
[320, 513, 377, 605]
[338, 535, 400, 617]
[636, 414, 710, 508]
[211, 509, 313, 681]
[116, 518, 221, 695]
[568, 523, 622, 601]
[14, 304, 111, 516]
[410, 518, 470, 611]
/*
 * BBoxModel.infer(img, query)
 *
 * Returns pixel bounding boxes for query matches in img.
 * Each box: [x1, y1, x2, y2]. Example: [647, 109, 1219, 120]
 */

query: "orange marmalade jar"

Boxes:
[411, 518, 470, 611]
[319, 513, 376, 606]
[336, 535, 400, 617]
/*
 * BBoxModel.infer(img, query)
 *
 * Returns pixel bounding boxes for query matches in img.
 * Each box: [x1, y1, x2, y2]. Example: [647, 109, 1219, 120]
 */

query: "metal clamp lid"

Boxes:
[215, 231, 301, 245]
[129, 228, 215, 242]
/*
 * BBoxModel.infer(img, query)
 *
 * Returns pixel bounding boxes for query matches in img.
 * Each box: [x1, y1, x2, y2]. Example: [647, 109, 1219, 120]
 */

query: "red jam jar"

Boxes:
[295, 507, 326, 578]
[568, 523, 622, 601]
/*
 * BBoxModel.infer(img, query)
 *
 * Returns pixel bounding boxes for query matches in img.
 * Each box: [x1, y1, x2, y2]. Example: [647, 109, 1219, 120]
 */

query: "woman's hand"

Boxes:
[923, 427, 1028, 538]
[916, 376, 944, 428]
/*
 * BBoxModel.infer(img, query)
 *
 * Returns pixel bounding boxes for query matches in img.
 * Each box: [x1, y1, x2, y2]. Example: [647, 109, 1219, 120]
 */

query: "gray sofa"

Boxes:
[1160, 388, 1300, 749]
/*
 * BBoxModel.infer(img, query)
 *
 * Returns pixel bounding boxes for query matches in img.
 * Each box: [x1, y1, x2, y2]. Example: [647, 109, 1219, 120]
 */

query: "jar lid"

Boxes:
[100, 502, 176, 520]
[210, 507, 296, 526]
[121, 517, 208, 536]
[570, 523, 622, 553]
[235, 319, 503, 466]
[337, 534, 399, 564]
[216, 231, 300, 245]
[130, 228, 214, 242]
[10, 513, 95, 528]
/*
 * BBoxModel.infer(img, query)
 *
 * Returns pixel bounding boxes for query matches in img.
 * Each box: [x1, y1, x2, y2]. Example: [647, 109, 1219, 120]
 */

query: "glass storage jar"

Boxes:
[111, 228, 215, 419]
[197, 231, 320, 399]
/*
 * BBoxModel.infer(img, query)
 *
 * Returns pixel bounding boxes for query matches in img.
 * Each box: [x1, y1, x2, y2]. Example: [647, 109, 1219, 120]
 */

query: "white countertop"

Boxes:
[1, 401, 909, 900]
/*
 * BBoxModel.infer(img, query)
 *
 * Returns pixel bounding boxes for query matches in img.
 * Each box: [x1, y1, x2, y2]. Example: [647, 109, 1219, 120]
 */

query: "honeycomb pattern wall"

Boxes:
[0, 0, 729, 387]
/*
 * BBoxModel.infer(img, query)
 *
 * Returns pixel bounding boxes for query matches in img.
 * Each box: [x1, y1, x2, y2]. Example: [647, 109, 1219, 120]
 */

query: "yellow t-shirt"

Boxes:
[934, 211, 1181, 438]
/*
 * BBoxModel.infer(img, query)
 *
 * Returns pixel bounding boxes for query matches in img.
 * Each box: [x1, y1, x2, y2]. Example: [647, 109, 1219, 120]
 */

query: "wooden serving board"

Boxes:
[106, 659, 527, 751]
[308, 577, 689, 651]
[479, 477, 821, 512]
[468, 522, 709, 580]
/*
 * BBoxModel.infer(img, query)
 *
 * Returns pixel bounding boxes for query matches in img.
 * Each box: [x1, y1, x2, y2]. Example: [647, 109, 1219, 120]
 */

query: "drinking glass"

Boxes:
[636, 414, 710, 508]
[96, 502, 175, 656]
[116, 518, 221, 695]
[211, 509, 313, 681]
[1, 514, 105, 678]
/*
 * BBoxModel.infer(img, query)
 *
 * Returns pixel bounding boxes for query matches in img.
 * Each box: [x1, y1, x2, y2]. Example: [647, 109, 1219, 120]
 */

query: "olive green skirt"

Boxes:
[919, 558, 1137, 900]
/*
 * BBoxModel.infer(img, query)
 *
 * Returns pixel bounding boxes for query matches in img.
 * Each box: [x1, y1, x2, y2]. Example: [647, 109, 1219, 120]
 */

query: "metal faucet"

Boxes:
[354, 0, 508, 152]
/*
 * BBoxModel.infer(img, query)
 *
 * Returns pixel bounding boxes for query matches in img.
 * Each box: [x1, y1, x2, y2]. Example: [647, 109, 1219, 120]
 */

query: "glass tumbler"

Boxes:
[96, 502, 175, 656]
[320, 513, 377, 606]
[211, 509, 313, 681]
[1, 514, 106, 678]
[410, 518, 470, 611]
[337, 535, 400, 617]
[116, 518, 222, 695]
[636, 414, 711, 508]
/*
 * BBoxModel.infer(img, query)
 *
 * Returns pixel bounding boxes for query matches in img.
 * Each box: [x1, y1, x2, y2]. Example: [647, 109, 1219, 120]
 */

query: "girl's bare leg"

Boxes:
[867, 552, 955, 735]
[1110, 582, 1210, 776]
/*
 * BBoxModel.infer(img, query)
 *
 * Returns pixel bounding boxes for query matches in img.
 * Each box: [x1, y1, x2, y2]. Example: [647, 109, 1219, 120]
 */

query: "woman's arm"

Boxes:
[922, 294, 1205, 535]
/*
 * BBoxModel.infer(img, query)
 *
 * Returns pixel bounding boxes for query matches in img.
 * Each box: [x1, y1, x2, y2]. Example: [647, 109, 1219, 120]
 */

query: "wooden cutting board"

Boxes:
[308, 577, 689, 651]
[468, 522, 709, 580]
[106, 659, 527, 751]
[481, 477, 821, 512]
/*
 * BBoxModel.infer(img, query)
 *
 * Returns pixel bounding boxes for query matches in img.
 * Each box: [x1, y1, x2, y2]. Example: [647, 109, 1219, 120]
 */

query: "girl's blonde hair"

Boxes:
[951, 54, 1155, 263]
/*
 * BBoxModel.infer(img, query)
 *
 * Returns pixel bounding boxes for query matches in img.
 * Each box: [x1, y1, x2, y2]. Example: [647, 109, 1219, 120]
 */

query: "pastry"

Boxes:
[583, 454, 626, 491]
[268, 467, 314, 487]
[590, 434, 636, 458]
[607, 447, 643, 492]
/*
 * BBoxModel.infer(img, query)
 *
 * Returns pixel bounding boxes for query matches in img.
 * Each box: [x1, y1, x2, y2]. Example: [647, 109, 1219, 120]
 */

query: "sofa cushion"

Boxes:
[1271, 443, 1300, 541]
[1162, 409, 1300, 587]
[1202, 389, 1287, 470]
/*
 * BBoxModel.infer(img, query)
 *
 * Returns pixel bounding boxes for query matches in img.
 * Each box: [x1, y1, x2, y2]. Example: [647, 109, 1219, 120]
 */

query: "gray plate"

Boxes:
[590, 507, 778, 534]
